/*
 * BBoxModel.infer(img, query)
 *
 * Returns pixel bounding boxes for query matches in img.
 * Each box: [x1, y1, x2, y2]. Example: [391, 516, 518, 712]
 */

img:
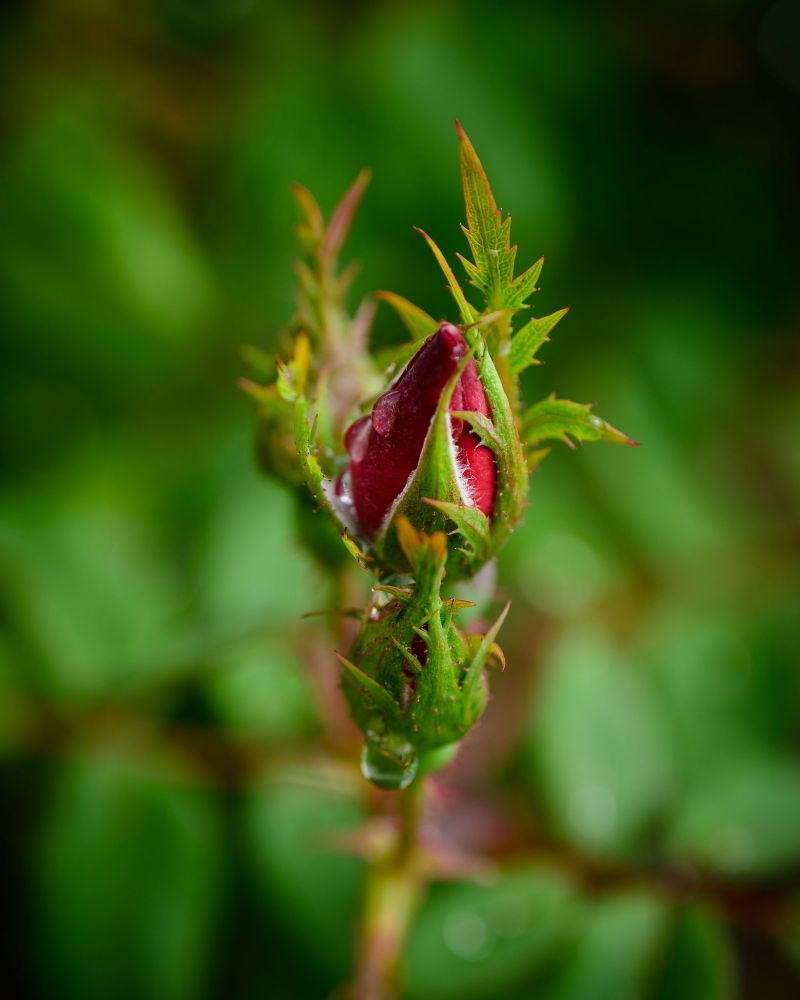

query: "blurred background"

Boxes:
[2, 0, 799, 997]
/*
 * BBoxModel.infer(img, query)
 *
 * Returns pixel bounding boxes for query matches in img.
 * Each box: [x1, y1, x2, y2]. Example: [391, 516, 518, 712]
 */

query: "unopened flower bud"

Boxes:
[337, 323, 526, 579]
[343, 323, 496, 533]
[338, 519, 508, 790]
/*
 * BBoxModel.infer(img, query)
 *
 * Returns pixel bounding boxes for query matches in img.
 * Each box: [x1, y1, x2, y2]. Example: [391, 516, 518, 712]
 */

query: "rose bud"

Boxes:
[337, 519, 508, 790]
[337, 322, 526, 579]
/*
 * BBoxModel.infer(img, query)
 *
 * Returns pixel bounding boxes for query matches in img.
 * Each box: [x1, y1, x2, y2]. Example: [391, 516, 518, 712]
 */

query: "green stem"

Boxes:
[352, 778, 427, 1000]
[488, 299, 519, 416]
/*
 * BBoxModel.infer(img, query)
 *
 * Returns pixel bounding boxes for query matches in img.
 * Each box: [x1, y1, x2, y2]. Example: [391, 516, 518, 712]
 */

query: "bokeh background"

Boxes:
[2, 0, 800, 997]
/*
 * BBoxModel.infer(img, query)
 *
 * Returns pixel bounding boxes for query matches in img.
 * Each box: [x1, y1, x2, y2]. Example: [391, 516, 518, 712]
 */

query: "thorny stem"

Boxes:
[352, 778, 427, 1000]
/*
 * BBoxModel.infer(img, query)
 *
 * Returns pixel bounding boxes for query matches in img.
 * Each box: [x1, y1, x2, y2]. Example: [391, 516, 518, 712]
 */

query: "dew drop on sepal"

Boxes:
[360, 732, 418, 791]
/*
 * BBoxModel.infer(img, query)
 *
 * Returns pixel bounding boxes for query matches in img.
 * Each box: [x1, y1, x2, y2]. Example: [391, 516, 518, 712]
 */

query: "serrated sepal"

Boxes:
[340, 522, 508, 783]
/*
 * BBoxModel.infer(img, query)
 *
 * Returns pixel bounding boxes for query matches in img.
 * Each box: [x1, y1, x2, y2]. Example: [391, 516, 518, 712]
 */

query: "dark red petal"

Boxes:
[344, 323, 496, 536]
[453, 351, 496, 517]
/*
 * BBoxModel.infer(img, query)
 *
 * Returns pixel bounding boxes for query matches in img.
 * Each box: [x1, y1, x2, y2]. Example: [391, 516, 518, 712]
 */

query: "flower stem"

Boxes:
[352, 778, 426, 1000]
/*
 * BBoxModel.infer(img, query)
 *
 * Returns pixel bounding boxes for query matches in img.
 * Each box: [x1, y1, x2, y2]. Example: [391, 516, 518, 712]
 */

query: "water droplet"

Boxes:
[589, 414, 604, 429]
[372, 389, 401, 437]
[360, 733, 418, 791]
[337, 474, 354, 507]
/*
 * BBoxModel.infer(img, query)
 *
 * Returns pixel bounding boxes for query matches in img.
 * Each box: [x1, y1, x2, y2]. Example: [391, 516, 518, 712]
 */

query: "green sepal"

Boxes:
[294, 397, 370, 569]
[376, 290, 439, 339]
[416, 228, 476, 324]
[336, 652, 402, 721]
[449, 409, 502, 452]
[422, 498, 491, 566]
[522, 394, 638, 448]
[468, 332, 529, 554]
[509, 307, 569, 375]
[461, 601, 510, 697]
[340, 523, 503, 770]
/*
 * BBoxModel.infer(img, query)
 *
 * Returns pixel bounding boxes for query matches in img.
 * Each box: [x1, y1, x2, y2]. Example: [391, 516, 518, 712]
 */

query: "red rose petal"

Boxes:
[344, 324, 497, 537]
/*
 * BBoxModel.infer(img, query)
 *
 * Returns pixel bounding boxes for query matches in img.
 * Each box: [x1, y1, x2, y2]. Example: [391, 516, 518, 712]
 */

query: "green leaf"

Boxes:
[509, 307, 569, 375]
[34, 754, 223, 1000]
[668, 755, 800, 878]
[530, 630, 674, 855]
[456, 122, 543, 313]
[201, 464, 320, 625]
[456, 121, 516, 307]
[652, 907, 734, 1000]
[545, 891, 669, 1000]
[522, 394, 636, 448]
[376, 290, 438, 339]
[207, 637, 319, 739]
[405, 866, 577, 1000]
[0, 480, 183, 699]
[416, 227, 476, 324]
[506, 256, 544, 309]
[244, 770, 365, 988]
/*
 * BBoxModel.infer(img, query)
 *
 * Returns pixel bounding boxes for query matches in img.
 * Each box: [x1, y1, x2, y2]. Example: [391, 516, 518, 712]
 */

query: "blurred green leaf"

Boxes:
[645, 611, 794, 774]
[652, 907, 734, 1000]
[530, 630, 674, 855]
[579, 374, 734, 560]
[544, 891, 669, 1000]
[0, 100, 215, 382]
[201, 464, 326, 624]
[0, 480, 182, 700]
[405, 865, 577, 1000]
[668, 755, 800, 878]
[206, 637, 318, 739]
[243, 771, 365, 985]
[34, 752, 223, 1000]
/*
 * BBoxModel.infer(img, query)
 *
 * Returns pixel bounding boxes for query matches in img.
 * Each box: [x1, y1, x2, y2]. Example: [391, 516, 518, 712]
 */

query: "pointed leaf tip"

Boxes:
[522, 396, 636, 449]
[415, 227, 476, 324]
[375, 290, 438, 339]
[322, 168, 371, 260]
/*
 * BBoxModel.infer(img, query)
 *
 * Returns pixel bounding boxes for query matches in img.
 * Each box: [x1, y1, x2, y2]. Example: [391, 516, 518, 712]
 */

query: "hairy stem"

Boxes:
[352, 778, 427, 1000]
